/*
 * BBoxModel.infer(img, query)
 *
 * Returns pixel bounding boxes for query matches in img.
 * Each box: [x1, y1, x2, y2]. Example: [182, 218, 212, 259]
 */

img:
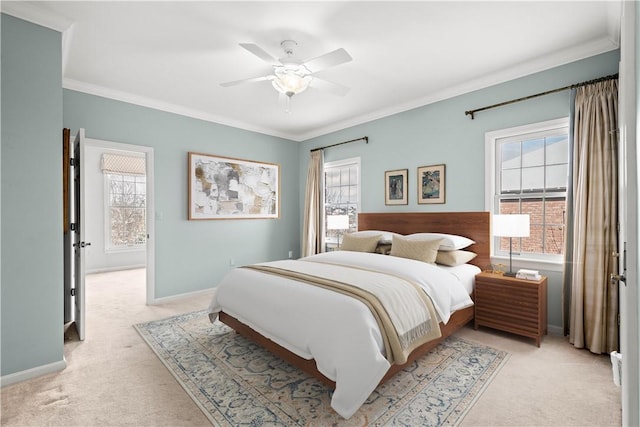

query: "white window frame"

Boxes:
[485, 117, 569, 271]
[323, 157, 361, 252]
[104, 172, 147, 253]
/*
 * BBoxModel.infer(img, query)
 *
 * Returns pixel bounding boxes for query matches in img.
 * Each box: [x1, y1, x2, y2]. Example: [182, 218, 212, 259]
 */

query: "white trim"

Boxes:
[547, 325, 564, 336]
[63, 78, 296, 141]
[619, 1, 639, 425]
[103, 172, 146, 253]
[86, 264, 146, 275]
[2, 1, 618, 142]
[491, 255, 564, 274]
[83, 137, 156, 305]
[324, 156, 361, 169]
[485, 117, 570, 259]
[323, 157, 362, 249]
[296, 38, 618, 141]
[148, 287, 215, 306]
[145, 149, 156, 305]
[0, 359, 66, 388]
[0, 2, 73, 33]
[61, 35, 618, 143]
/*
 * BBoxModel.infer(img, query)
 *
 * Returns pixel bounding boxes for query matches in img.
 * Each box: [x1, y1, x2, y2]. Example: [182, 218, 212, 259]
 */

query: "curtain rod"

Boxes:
[465, 73, 619, 119]
[310, 136, 368, 152]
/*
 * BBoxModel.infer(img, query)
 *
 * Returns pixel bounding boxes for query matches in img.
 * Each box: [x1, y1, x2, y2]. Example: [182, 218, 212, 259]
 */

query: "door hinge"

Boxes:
[70, 223, 76, 231]
[70, 157, 75, 167]
[70, 288, 76, 296]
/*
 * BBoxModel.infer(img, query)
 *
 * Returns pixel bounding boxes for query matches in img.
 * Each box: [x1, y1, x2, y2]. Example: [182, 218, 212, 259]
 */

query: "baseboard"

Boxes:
[547, 324, 564, 336]
[148, 287, 215, 305]
[1, 358, 67, 388]
[86, 264, 146, 274]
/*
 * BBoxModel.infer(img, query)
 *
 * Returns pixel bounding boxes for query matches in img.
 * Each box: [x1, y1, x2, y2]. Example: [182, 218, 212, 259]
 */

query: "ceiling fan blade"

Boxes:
[220, 75, 273, 87]
[303, 48, 352, 73]
[309, 77, 350, 97]
[239, 43, 279, 64]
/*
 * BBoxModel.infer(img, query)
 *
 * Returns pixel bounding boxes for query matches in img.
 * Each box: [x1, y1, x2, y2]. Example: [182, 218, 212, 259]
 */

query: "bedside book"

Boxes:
[516, 269, 541, 280]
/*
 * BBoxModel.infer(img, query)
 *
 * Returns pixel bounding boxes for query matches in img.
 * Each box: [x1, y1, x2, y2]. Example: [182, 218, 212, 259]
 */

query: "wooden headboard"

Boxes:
[358, 212, 490, 269]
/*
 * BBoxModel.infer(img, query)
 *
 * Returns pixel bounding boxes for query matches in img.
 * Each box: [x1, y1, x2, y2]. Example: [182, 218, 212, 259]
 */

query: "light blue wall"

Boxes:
[0, 9, 622, 381]
[63, 91, 301, 298]
[300, 50, 620, 330]
[1, 15, 64, 376]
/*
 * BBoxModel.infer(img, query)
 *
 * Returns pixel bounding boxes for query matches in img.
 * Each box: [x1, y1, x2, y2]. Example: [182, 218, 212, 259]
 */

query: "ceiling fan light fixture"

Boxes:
[271, 65, 313, 96]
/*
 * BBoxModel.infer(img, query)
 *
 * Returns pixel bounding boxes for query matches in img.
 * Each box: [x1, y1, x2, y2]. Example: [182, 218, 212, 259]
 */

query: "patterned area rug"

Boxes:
[135, 310, 508, 426]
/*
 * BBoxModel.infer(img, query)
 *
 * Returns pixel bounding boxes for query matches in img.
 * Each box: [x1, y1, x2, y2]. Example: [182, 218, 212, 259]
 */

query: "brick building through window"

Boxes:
[487, 118, 569, 261]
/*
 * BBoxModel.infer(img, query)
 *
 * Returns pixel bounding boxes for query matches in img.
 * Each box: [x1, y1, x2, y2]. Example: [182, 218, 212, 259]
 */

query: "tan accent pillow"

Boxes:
[390, 235, 442, 263]
[340, 233, 381, 252]
[435, 250, 477, 266]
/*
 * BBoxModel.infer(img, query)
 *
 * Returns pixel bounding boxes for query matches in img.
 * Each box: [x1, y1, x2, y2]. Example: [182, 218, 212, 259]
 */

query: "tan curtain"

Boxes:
[569, 79, 619, 353]
[302, 150, 324, 257]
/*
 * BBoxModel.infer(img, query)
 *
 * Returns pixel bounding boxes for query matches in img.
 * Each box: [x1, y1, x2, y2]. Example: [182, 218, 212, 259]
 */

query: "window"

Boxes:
[486, 118, 569, 262]
[324, 157, 360, 251]
[102, 153, 146, 251]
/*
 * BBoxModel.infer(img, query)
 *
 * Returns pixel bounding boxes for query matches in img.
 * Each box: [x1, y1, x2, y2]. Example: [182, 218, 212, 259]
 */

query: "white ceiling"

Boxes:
[3, 1, 620, 141]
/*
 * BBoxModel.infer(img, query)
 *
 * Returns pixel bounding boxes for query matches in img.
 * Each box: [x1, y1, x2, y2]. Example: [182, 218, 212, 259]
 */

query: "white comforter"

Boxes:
[208, 251, 474, 419]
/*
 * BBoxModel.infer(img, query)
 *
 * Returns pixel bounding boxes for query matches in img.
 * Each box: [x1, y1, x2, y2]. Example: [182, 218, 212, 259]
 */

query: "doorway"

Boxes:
[64, 132, 156, 342]
[83, 137, 155, 305]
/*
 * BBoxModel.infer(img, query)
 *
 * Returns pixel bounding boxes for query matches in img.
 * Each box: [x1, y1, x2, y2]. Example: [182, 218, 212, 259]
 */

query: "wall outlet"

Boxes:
[229, 258, 235, 266]
[288, 251, 293, 259]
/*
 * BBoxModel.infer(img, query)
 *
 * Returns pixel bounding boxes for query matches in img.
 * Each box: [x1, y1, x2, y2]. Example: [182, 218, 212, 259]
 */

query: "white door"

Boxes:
[73, 129, 89, 340]
[618, 2, 639, 424]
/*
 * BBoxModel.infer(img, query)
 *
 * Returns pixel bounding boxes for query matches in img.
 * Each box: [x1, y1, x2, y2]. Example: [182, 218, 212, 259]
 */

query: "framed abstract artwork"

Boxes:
[385, 169, 408, 205]
[417, 164, 445, 204]
[188, 152, 280, 220]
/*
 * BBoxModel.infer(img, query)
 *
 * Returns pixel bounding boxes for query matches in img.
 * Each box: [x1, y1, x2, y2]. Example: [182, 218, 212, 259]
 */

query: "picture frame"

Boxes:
[417, 164, 445, 204]
[188, 152, 280, 220]
[385, 169, 408, 205]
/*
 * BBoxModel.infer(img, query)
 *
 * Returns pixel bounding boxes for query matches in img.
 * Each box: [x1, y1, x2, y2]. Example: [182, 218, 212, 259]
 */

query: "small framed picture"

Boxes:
[417, 164, 445, 204]
[385, 169, 408, 205]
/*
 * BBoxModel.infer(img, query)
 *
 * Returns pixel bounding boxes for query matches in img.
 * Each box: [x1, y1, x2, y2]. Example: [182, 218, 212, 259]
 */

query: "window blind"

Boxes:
[101, 153, 145, 176]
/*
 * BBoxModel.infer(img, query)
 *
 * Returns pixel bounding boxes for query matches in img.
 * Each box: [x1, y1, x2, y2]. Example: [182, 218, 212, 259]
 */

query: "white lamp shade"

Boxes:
[327, 214, 350, 230]
[493, 214, 530, 237]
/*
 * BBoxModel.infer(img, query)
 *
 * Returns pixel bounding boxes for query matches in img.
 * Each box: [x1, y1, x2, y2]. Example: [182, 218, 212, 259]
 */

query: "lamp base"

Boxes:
[503, 271, 517, 277]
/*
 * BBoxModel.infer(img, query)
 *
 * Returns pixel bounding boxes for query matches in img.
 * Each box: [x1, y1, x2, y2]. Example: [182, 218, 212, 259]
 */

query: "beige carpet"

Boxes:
[1, 268, 622, 426]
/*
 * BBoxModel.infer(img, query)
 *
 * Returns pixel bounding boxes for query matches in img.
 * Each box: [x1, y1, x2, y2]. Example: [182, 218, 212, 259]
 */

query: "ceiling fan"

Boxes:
[220, 40, 352, 112]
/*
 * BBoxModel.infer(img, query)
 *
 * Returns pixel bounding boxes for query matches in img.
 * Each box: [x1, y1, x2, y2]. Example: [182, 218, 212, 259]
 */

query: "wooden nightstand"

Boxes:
[474, 271, 547, 347]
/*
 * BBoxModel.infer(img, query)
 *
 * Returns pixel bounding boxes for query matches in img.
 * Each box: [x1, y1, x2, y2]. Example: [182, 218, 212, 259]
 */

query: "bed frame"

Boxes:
[219, 211, 491, 388]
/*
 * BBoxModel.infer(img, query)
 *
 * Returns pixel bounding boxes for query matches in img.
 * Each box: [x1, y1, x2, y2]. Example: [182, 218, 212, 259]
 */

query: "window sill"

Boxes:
[106, 246, 146, 254]
[491, 255, 564, 273]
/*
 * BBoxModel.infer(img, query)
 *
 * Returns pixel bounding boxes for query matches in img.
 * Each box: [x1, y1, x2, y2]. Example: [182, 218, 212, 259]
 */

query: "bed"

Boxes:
[208, 211, 490, 419]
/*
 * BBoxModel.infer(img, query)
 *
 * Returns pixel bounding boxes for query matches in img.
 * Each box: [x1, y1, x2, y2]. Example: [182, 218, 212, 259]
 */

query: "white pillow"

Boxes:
[435, 250, 477, 266]
[389, 235, 442, 264]
[406, 233, 475, 251]
[350, 230, 402, 244]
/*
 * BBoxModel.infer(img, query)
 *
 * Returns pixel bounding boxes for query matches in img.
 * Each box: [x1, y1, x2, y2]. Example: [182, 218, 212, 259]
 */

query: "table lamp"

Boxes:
[327, 214, 350, 248]
[493, 214, 530, 277]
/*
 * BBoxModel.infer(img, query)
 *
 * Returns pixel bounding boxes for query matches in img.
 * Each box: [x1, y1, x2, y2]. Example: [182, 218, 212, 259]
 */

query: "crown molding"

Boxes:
[0, 1, 73, 32]
[63, 78, 298, 142]
[297, 36, 619, 141]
